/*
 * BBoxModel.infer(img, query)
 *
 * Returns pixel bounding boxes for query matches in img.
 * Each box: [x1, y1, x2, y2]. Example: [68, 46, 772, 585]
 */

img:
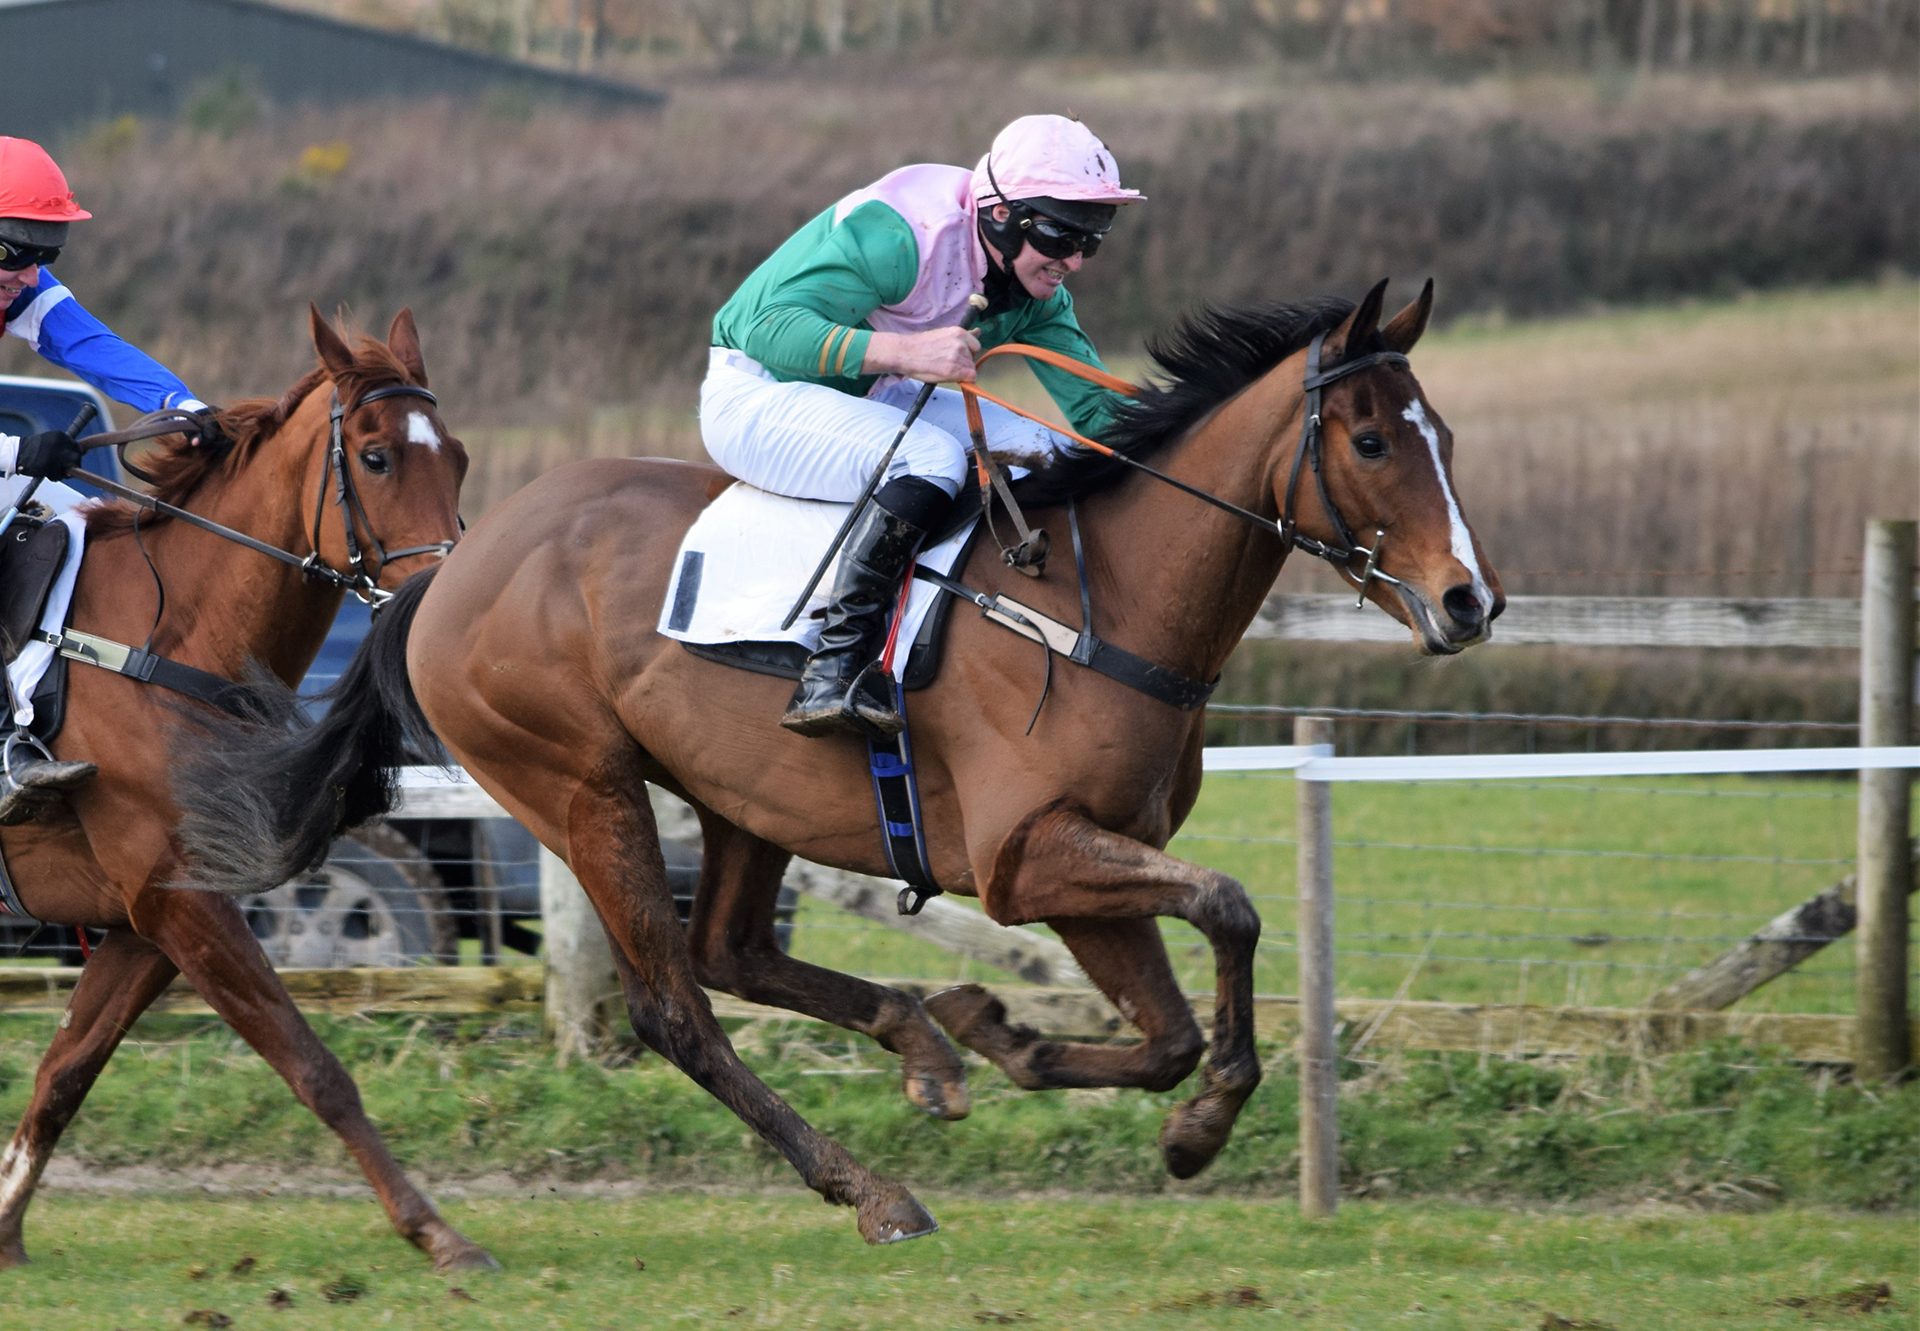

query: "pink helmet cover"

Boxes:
[971, 115, 1144, 208]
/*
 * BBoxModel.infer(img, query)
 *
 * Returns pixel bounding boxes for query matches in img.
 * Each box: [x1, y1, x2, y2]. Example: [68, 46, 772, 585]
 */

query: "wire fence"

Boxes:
[156, 707, 1894, 1026]
[0, 711, 1901, 1046]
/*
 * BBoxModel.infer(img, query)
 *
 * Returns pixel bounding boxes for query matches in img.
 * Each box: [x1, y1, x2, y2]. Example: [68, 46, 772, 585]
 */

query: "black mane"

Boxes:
[1008, 297, 1357, 508]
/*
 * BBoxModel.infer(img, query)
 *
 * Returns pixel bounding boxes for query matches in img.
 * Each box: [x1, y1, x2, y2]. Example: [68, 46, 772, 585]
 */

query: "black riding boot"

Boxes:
[781, 476, 948, 740]
[0, 738, 96, 826]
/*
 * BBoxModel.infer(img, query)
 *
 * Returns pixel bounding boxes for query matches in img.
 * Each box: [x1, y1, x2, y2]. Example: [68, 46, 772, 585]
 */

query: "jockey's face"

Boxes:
[989, 203, 1087, 302]
[0, 260, 38, 304]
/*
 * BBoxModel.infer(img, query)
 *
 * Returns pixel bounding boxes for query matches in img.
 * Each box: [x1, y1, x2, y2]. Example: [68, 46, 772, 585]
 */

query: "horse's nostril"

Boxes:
[1442, 585, 1483, 628]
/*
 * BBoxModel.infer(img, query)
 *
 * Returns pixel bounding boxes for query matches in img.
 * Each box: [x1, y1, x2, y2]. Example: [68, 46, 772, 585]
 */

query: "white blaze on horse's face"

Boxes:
[1400, 398, 1494, 616]
[407, 410, 443, 451]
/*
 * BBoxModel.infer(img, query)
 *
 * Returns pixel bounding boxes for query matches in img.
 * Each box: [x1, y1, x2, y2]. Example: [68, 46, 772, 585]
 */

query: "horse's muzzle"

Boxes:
[1401, 581, 1496, 655]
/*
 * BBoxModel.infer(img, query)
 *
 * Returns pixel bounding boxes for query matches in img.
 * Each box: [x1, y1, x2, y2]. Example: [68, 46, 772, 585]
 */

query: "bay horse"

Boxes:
[177, 281, 1501, 1243]
[0, 308, 495, 1272]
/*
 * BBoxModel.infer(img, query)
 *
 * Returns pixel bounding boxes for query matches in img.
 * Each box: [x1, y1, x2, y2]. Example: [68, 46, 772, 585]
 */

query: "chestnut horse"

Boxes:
[179, 281, 1502, 1243]
[0, 309, 494, 1272]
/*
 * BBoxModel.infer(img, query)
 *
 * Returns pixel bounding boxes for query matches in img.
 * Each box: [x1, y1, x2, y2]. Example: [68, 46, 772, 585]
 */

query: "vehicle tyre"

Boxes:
[243, 823, 456, 966]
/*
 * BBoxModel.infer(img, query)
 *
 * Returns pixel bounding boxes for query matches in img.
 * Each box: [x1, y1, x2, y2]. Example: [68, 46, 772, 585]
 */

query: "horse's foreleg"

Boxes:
[566, 766, 937, 1244]
[929, 801, 1261, 1179]
[685, 817, 969, 1121]
[0, 929, 177, 1269]
[136, 890, 497, 1272]
[926, 914, 1206, 1090]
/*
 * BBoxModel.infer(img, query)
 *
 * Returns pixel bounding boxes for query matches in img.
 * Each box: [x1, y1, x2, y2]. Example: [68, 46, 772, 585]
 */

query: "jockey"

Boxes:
[0, 136, 211, 824]
[703, 113, 1142, 740]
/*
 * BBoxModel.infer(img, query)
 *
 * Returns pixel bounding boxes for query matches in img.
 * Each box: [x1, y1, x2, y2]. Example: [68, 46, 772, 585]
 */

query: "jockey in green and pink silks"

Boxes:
[703, 113, 1145, 740]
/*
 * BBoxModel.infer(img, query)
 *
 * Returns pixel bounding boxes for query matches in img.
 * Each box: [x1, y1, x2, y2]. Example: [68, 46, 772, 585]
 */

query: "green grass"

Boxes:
[4, 1193, 1909, 1330]
[2, 1017, 1913, 1211]
[776, 772, 1910, 1015]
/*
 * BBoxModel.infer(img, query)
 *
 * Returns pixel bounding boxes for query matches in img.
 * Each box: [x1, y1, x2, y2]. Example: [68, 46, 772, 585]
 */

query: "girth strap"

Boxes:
[35, 628, 253, 716]
[912, 563, 1217, 714]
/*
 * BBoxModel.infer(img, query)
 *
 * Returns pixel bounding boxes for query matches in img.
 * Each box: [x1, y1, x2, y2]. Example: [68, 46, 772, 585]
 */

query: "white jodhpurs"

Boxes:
[699, 348, 1085, 502]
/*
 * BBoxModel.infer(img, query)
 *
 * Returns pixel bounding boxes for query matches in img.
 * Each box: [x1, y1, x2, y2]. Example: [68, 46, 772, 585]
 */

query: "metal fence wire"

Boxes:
[221, 704, 1905, 1029]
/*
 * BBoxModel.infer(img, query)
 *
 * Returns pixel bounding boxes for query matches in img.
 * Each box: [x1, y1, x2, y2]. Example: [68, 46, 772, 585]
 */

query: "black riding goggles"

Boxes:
[1019, 213, 1104, 261]
[0, 238, 60, 272]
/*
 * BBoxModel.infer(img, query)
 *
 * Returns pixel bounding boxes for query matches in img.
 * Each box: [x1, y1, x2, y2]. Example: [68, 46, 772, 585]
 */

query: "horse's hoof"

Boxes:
[1159, 1101, 1231, 1180]
[432, 1241, 501, 1274]
[904, 1070, 971, 1121]
[856, 1187, 939, 1245]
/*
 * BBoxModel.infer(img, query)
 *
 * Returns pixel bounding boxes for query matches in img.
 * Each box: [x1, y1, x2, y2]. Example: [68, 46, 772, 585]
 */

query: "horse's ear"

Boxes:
[1381, 278, 1434, 355]
[387, 308, 428, 388]
[310, 302, 355, 379]
[1328, 278, 1389, 361]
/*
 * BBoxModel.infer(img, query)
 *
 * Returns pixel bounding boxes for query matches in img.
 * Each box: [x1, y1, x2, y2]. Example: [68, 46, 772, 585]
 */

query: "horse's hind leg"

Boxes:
[0, 929, 177, 1268]
[684, 813, 970, 1121]
[135, 889, 497, 1272]
[927, 801, 1261, 1179]
[567, 759, 935, 1243]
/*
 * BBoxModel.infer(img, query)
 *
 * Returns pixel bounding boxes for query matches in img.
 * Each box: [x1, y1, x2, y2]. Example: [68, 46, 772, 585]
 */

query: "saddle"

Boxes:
[0, 517, 72, 742]
[682, 521, 980, 692]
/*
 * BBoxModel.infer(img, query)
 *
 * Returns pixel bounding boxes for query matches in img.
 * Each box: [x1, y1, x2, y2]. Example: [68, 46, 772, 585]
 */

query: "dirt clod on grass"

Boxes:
[1773, 1281, 1896, 1317]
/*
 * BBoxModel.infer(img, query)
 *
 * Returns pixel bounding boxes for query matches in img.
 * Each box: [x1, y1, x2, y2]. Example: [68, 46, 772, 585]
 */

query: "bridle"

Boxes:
[960, 331, 1413, 607]
[311, 383, 457, 604]
[1276, 332, 1411, 607]
[67, 380, 457, 612]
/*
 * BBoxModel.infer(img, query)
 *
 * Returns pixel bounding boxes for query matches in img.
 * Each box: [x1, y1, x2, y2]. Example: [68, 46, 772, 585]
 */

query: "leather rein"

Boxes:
[69, 382, 453, 611]
[958, 332, 1411, 606]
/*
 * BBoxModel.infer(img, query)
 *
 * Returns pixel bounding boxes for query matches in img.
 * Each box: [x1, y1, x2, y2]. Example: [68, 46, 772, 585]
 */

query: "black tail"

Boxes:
[173, 566, 444, 895]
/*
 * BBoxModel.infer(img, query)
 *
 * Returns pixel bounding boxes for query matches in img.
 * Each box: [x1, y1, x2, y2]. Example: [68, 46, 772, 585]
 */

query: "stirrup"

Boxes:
[0, 730, 96, 826]
[780, 661, 902, 741]
[2, 729, 58, 782]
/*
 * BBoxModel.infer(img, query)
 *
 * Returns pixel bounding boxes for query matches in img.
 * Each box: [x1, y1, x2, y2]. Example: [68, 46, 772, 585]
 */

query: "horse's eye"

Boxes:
[1353, 433, 1388, 461]
[361, 449, 390, 474]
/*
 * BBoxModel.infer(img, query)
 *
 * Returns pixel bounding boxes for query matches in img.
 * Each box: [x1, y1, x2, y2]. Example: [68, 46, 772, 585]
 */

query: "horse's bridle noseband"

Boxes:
[313, 382, 457, 607]
[1278, 331, 1411, 607]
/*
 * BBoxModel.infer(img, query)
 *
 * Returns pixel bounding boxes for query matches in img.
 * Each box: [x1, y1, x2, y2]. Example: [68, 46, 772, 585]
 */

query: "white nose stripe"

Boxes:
[1401, 400, 1488, 609]
[407, 410, 442, 451]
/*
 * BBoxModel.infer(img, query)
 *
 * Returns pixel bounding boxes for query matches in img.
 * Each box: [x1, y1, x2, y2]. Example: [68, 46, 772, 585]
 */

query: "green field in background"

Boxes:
[785, 772, 1910, 1015]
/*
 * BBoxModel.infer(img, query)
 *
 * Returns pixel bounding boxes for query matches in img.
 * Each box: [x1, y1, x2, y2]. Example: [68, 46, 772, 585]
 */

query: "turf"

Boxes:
[4, 1193, 1908, 1330]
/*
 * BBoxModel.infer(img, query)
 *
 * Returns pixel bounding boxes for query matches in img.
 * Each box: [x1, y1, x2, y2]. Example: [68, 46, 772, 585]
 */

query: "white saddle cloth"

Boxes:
[657, 483, 973, 682]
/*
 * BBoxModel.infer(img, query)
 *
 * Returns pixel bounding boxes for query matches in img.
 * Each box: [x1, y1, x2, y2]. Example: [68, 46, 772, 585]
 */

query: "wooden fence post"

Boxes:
[539, 846, 617, 1059]
[1856, 519, 1916, 1082]
[1295, 716, 1338, 1218]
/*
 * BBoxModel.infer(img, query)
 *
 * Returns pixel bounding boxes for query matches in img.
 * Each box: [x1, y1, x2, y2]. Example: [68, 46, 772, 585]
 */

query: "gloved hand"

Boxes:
[186, 404, 228, 448]
[14, 430, 86, 481]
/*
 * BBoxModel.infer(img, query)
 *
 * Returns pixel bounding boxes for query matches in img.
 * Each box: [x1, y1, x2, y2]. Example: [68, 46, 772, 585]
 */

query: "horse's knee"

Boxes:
[1192, 873, 1260, 947]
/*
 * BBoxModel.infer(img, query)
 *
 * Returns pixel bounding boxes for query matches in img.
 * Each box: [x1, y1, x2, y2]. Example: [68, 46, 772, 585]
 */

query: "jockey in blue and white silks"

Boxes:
[3, 266, 205, 416]
[0, 135, 210, 824]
